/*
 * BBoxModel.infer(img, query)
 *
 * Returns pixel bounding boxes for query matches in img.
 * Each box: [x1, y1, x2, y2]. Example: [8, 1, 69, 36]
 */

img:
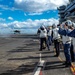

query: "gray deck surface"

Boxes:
[0, 35, 73, 75]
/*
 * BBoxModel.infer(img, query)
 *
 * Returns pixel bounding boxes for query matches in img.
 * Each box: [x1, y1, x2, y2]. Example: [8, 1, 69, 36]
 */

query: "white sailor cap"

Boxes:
[66, 20, 72, 26]
[52, 24, 57, 28]
[40, 25, 45, 29]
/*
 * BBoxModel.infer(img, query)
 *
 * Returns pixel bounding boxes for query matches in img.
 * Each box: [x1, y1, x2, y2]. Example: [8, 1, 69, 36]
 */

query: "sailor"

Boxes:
[37, 25, 49, 51]
[58, 20, 72, 67]
[47, 26, 52, 50]
[52, 24, 61, 57]
[68, 22, 75, 62]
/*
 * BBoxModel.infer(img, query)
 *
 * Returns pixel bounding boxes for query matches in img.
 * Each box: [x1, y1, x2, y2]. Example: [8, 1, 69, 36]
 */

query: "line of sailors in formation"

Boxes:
[37, 20, 75, 67]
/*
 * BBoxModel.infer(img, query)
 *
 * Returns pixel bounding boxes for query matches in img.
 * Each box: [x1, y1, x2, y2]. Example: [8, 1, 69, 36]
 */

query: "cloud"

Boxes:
[0, 5, 18, 11]
[28, 12, 43, 16]
[8, 17, 14, 20]
[14, 0, 69, 13]
[0, 0, 69, 13]
[0, 18, 6, 21]
[0, 18, 59, 29]
[50, 0, 69, 6]
[0, 23, 8, 28]
[0, 18, 59, 34]
[7, 18, 59, 29]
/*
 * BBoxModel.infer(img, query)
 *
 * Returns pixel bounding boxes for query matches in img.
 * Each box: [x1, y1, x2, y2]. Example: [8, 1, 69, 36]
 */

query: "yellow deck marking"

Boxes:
[54, 48, 75, 74]
[58, 56, 63, 62]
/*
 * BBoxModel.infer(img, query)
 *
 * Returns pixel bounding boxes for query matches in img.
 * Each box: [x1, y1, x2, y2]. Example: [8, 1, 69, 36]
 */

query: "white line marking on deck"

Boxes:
[33, 53, 45, 75]
[40, 53, 42, 62]
[34, 67, 41, 75]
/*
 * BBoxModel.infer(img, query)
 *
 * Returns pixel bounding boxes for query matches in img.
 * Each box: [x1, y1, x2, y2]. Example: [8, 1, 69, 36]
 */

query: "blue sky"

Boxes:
[0, 0, 69, 34]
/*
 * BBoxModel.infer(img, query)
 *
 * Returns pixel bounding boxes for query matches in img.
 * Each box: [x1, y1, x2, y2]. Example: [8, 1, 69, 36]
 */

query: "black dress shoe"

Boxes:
[39, 49, 42, 51]
[48, 49, 50, 51]
[62, 61, 67, 65]
[63, 62, 72, 67]
[65, 63, 71, 67]
[42, 47, 46, 49]
[72, 60, 75, 62]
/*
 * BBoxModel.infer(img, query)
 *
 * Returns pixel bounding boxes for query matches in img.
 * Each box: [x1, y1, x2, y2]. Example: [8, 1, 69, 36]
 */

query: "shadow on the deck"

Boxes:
[0, 62, 37, 75]
[8, 48, 39, 53]
[8, 55, 54, 60]
[7, 42, 39, 53]
[40, 49, 64, 54]
[44, 61, 66, 70]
